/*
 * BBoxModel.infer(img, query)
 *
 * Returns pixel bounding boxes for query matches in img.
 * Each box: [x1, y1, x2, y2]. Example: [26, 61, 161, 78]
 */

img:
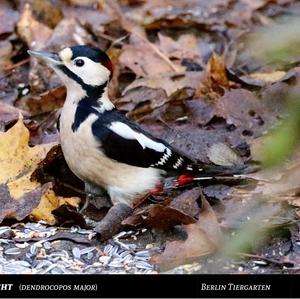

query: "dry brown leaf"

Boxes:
[30, 0, 63, 28]
[123, 72, 203, 97]
[17, 3, 53, 50]
[207, 142, 244, 167]
[0, 119, 79, 224]
[119, 42, 178, 77]
[123, 188, 201, 229]
[215, 88, 268, 135]
[241, 71, 287, 86]
[158, 33, 202, 64]
[24, 86, 66, 114]
[0, 102, 29, 130]
[31, 184, 80, 225]
[151, 198, 222, 270]
[0, 0, 19, 36]
[198, 52, 231, 100]
[119, 33, 200, 77]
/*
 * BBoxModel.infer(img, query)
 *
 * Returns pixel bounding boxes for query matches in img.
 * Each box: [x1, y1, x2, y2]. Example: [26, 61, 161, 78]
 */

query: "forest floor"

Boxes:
[1, 0, 300, 274]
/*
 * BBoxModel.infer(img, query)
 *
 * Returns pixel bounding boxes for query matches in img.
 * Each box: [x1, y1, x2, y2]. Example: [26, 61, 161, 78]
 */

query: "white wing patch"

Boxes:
[108, 122, 166, 152]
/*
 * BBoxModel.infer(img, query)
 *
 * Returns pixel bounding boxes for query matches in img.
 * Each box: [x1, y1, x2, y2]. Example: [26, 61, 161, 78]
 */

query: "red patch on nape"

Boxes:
[103, 59, 113, 77]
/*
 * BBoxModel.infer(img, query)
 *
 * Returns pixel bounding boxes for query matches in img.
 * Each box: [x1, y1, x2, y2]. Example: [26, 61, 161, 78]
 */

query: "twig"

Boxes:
[3, 58, 30, 71]
[236, 252, 291, 266]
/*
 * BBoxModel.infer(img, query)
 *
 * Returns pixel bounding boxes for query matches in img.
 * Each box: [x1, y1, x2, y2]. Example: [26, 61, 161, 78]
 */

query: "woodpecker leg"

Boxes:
[95, 203, 133, 241]
[149, 182, 164, 195]
[80, 183, 111, 213]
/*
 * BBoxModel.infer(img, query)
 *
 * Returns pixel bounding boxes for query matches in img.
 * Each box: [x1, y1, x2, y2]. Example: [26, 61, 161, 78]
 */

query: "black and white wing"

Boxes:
[91, 110, 195, 171]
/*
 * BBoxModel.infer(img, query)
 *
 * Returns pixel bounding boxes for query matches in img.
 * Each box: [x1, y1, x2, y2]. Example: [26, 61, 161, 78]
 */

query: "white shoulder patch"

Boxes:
[108, 122, 166, 152]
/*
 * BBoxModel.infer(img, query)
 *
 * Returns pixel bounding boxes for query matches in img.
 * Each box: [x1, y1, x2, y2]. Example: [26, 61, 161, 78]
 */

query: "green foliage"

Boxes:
[262, 97, 300, 167]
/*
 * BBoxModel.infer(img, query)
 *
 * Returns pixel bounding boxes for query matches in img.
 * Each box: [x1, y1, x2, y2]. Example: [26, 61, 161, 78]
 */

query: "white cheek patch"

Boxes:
[108, 122, 166, 152]
[65, 56, 110, 86]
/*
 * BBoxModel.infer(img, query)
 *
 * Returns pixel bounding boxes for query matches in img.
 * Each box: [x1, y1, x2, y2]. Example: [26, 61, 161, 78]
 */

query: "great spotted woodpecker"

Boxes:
[28, 46, 241, 206]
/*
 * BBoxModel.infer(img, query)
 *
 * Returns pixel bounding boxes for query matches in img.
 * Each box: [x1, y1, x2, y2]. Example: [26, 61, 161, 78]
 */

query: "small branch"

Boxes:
[236, 252, 291, 266]
[3, 58, 30, 71]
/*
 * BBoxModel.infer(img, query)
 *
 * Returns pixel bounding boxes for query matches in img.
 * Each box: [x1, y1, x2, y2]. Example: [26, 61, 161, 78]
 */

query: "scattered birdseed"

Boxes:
[72, 247, 81, 260]
[43, 242, 51, 250]
[0, 221, 161, 274]
[253, 260, 268, 266]
[80, 247, 95, 255]
[4, 248, 21, 255]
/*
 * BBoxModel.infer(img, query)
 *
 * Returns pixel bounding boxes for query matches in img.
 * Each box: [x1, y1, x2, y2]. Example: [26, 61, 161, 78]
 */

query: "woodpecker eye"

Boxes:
[75, 59, 84, 67]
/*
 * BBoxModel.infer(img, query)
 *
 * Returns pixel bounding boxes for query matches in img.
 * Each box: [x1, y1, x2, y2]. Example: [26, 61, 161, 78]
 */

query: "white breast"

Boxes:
[59, 100, 162, 205]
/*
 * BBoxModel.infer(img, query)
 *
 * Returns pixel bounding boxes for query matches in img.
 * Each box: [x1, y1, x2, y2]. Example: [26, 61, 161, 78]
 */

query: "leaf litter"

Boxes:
[0, 0, 300, 274]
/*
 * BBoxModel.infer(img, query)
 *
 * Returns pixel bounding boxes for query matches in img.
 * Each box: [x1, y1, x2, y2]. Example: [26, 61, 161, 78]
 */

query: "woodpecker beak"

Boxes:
[27, 50, 62, 66]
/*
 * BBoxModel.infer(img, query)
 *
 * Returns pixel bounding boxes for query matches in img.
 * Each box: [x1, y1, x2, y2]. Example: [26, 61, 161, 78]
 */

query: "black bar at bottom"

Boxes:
[0, 274, 297, 298]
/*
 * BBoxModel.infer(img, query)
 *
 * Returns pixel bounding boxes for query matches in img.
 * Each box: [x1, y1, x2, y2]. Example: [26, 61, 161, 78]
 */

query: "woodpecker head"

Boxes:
[28, 46, 113, 96]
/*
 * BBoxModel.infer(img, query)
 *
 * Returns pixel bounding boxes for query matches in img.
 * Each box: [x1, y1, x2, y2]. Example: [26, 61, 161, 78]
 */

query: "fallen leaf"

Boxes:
[23, 86, 66, 114]
[17, 3, 53, 50]
[0, 0, 19, 36]
[151, 198, 222, 270]
[123, 188, 201, 229]
[241, 70, 287, 86]
[123, 71, 203, 97]
[198, 52, 232, 100]
[215, 89, 268, 136]
[207, 142, 244, 167]
[0, 119, 79, 224]
[30, 0, 63, 28]
[31, 185, 80, 225]
[0, 103, 29, 131]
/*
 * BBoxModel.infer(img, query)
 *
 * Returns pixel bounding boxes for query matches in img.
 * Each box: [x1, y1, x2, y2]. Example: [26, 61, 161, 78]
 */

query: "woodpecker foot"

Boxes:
[149, 183, 164, 196]
[79, 193, 94, 214]
[95, 203, 133, 241]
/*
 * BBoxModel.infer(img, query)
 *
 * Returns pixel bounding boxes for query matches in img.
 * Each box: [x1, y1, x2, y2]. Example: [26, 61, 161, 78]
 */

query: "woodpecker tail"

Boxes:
[189, 163, 253, 177]
[174, 162, 259, 187]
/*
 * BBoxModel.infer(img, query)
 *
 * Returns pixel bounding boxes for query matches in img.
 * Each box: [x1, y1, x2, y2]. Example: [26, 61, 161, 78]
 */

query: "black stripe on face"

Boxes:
[57, 65, 108, 133]
[57, 65, 107, 99]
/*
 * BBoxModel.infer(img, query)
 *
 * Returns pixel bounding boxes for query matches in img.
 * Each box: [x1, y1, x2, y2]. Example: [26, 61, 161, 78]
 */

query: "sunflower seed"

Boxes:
[104, 244, 113, 254]
[10, 261, 31, 268]
[119, 250, 130, 258]
[5, 247, 21, 255]
[70, 226, 79, 233]
[80, 247, 95, 255]
[0, 239, 10, 245]
[72, 247, 81, 259]
[0, 226, 11, 236]
[86, 252, 94, 260]
[113, 231, 127, 239]
[43, 242, 51, 250]
[40, 264, 57, 274]
[122, 254, 133, 263]
[99, 255, 111, 265]
[135, 261, 153, 270]
[3, 264, 29, 273]
[108, 260, 123, 268]
[253, 260, 268, 266]
[35, 260, 53, 269]
[113, 239, 132, 251]
[135, 250, 151, 257]
[30, 244, 38, 255]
